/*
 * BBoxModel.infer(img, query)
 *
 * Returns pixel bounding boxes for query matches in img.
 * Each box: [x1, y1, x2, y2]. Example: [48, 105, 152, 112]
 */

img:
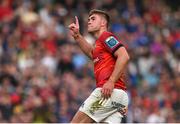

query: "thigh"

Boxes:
[102, 89, 128, 123]
[111, 89, 129, 106]
[79, 88, 126, 122]
[75, 88, 129, 123]
[71, 111, 95, 123]
[71, 88, 101, 123]
[102, 112, 122, 123]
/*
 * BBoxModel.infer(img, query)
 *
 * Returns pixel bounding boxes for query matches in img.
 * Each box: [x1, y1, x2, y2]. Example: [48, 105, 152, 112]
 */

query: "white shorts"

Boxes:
[79, 88, 128, 123]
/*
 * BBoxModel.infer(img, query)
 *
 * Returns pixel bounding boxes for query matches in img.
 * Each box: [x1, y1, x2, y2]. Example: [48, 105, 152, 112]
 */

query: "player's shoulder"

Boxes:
[102, 31, 114, 37]
[99, 31, 115, 41]
[100, 31, 125, 51]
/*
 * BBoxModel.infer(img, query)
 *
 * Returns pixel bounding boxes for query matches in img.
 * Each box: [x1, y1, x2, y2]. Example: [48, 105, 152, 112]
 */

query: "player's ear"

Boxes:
[101, 18, 107, 27]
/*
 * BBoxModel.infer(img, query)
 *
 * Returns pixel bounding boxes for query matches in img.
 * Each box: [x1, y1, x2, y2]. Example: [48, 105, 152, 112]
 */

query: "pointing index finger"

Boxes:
[75, 16, 79, 27]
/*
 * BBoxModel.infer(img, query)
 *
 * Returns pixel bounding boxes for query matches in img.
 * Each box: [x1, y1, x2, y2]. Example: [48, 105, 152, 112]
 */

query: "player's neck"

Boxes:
[94, 28, 107, 39]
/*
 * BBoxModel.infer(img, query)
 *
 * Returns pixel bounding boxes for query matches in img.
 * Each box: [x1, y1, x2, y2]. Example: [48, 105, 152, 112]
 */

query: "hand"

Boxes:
[101, 80, 114, 99]
[68, 16, 80, 39]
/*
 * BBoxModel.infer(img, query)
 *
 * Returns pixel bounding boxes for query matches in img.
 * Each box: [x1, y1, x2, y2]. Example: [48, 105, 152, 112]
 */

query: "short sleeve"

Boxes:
[103, 36, 123, 54]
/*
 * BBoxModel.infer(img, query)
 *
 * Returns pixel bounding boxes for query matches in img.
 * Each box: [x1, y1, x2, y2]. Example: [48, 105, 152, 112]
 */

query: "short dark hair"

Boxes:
[89, 9, 110, 27]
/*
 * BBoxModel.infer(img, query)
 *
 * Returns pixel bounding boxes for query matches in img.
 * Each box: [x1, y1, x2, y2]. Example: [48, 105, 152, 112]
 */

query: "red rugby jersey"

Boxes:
[92, 31, 127, 90]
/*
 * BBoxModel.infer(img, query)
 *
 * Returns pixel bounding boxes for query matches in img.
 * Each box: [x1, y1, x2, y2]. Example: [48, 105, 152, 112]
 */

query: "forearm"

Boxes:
[74, 34, 93, 59]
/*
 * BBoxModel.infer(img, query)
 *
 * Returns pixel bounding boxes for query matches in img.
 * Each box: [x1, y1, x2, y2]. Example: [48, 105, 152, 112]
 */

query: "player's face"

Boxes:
[87, 14, 102, 33]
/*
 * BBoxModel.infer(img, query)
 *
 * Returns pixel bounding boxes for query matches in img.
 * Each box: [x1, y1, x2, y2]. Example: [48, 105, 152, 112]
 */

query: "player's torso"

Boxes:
[93, 39, 115, 80]
[92, 39, 126, 90]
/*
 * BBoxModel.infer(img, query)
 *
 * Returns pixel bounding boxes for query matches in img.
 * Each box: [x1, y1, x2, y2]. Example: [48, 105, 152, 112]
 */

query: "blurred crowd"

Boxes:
[0, 0, 179, 123]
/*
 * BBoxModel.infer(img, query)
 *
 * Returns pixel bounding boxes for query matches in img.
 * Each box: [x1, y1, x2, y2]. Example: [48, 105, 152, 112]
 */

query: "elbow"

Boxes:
[123, 54, 130, 65]
[126, 54, 130, 62]
[122, 51, 130, 63]
[122, 53, 130, 64]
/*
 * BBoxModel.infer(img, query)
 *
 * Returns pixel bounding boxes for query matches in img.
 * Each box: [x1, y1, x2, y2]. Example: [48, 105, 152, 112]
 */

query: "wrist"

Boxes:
[109, 77, 116, 83]
[73, 33, 81, 39]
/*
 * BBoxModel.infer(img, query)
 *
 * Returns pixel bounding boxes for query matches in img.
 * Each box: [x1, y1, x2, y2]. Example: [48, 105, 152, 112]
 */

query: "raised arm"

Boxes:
[68, 16, 94, 59]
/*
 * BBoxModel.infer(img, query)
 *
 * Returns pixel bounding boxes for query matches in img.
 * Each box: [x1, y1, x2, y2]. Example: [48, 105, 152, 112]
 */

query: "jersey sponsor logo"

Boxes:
[95, 45, 101, 49]
[105, 36, 119, 49]
[93, 57, 99, 63]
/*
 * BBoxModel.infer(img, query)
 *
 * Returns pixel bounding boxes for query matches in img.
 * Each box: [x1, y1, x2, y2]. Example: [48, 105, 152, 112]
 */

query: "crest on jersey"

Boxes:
[105, 36, 119, 49]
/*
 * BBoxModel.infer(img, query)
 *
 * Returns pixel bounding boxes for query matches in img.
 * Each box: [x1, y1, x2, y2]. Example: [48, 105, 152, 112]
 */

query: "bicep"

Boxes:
[114, 47, 129, 59]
